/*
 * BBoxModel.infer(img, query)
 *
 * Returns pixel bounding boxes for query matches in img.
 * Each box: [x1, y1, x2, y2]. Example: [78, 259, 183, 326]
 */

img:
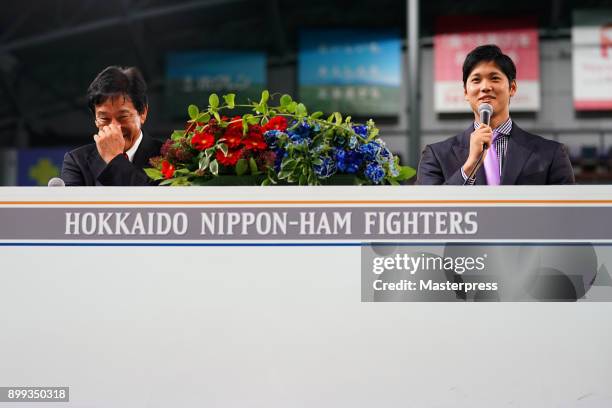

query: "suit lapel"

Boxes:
[501, 125, 535, 185]
[86, 148, 107, 185]
[133, 133, 157, 167]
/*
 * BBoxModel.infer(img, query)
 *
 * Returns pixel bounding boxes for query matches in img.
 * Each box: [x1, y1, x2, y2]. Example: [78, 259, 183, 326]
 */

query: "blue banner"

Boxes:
[299, 29, 401, 116]
[165, 51, 266, 118]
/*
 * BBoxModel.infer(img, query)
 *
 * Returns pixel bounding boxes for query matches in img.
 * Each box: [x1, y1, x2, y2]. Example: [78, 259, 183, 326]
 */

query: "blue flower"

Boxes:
[388, 160, 400, 177]
[365, 162, 385, 184]
[348, 135, 358, 149]
[313, 157, 337, 178]
[358, 141, 381, 161]
[288, 132, 310, 147]
[352, 125, 368, 136]
[336, 149, 363, 174]
[289, 120, 314, 139]
[273, 148, 287, 172]
[264, 130, 286, 147]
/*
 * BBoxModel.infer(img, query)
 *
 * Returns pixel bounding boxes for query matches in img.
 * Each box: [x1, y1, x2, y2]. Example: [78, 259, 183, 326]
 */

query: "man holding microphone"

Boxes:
[416, 44, 575, 185]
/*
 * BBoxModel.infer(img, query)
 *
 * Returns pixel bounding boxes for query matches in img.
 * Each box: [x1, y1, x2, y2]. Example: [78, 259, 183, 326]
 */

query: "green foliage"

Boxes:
[209, 93, 219, 109]
[188, 104, 199, 120]
[235, 159, 248, 176]
[171, 130, 186, 141]
[223, 93, 235, 109]
[146, 90, 417, 186]
[144, 168, 163, 180]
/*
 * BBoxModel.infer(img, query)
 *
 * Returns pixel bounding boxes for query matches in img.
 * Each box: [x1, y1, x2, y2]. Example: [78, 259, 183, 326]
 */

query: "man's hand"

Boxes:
[462, 124, 493, 177]
[94, 124, 126, 163]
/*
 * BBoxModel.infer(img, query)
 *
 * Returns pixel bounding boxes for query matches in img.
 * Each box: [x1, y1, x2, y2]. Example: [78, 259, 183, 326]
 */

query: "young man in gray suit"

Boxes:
[416, 45, 574, 185]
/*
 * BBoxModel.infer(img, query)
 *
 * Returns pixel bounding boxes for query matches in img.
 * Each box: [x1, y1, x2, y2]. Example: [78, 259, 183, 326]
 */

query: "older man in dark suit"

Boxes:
[61, 66, 162, 186]
[416, 45, 574, 185]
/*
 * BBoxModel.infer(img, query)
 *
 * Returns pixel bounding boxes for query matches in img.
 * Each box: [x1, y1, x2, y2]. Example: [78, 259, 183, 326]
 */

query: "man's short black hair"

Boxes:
[87, 66, 148, 114]
[462, 44, 516, 88]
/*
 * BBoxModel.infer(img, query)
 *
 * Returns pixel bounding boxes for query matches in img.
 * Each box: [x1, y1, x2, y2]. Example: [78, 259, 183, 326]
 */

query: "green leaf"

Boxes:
[249, 157, 259, 174]
[173, 168, 190, 175]
[159, 179, 174, 186]
[260, 90, 269, 105]
[367, 127, 379, 141]
[213, 111, 221, 123]
[261, 179, 271, 186]
[196, 112, 210, 123]
[287, 101, 297, 114]
[223, 93, 235, 108]
[281, 159, 297, 171]
[345, 116, 352, 124]
[296, 103, 307, 116]
[311, 158, 323, 166]
[188, 105, 199, 120]
[395, 166, 416, 181]
[277, 170, 292, 179]
[170, 176, 190, 186]
[199, 156, 210, 170]
[144, 168, 163, 180]
[311, 111, 323, 119]
[334, 112, 342, 125]
[170, 130, 186, 141]
[327, 113, 335, 122]
[209, 159, 219, 176]
[299, 173, 307, 185]
[308, 173, 317, 185]
[217, 143, 228, 156]
[235, 158, 248, 176]
[209, 93, 219, 108]
[280, 94, 292, 107]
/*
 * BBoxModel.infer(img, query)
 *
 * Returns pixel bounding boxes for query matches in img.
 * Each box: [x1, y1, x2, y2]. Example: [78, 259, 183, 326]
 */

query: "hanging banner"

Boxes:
[165, 51, 266, 118]
[434, 16, 540, 113]
[298, 29, 401, 116]
[572, 10, 612, 111]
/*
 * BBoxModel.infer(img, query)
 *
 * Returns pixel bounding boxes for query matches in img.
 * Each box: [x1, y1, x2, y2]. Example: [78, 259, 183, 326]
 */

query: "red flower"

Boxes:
[247, 124, 263, 138]
[191, 131, 215, 151]
[161, 160, 175, 179]
[243, 135, 267, 151]
[216, 148, 244, 166]
[221, 126, 243, 148]
[262, 116, 288, 132]
[227, 116, 243, 131]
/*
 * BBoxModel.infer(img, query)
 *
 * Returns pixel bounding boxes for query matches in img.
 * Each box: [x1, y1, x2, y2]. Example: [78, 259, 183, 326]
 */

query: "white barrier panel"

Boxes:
[1, 186, 612, 407]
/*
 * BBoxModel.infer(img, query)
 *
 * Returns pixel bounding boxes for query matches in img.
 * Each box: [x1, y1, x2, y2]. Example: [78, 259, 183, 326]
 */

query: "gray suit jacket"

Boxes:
[416, 124, 575, 185]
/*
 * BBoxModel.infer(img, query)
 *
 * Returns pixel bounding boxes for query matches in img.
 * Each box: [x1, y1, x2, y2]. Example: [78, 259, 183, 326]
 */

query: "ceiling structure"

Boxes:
[0, 0, 609, 147]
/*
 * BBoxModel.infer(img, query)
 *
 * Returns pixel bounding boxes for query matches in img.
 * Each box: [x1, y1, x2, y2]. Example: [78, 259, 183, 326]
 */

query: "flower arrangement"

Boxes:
[145, 91, 415, 186]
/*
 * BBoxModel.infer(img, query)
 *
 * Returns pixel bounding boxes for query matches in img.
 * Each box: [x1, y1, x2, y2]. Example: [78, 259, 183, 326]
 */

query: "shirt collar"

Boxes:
[125, 131, 143, 162]
[474, 117, 513, 136]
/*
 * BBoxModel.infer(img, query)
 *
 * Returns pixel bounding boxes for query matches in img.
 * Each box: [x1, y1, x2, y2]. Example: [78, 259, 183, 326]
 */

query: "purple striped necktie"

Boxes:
[484, 131, 500, 185]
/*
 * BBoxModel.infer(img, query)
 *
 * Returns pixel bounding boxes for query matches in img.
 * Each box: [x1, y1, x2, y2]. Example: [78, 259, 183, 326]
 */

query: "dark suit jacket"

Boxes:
[61, 134, 163, 186]
[416, 124, 575, 185]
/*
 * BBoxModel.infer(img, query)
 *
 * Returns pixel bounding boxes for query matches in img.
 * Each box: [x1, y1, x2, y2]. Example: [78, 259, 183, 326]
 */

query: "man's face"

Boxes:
[94, 95, 147, 152]
[464, 60, 517, 123]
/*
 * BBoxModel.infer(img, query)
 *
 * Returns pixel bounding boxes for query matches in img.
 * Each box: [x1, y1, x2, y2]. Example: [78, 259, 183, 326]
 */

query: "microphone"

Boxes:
[48, 177, 65, 187]
[463, 103, 494, 185]
[478, 103, 493, 127]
